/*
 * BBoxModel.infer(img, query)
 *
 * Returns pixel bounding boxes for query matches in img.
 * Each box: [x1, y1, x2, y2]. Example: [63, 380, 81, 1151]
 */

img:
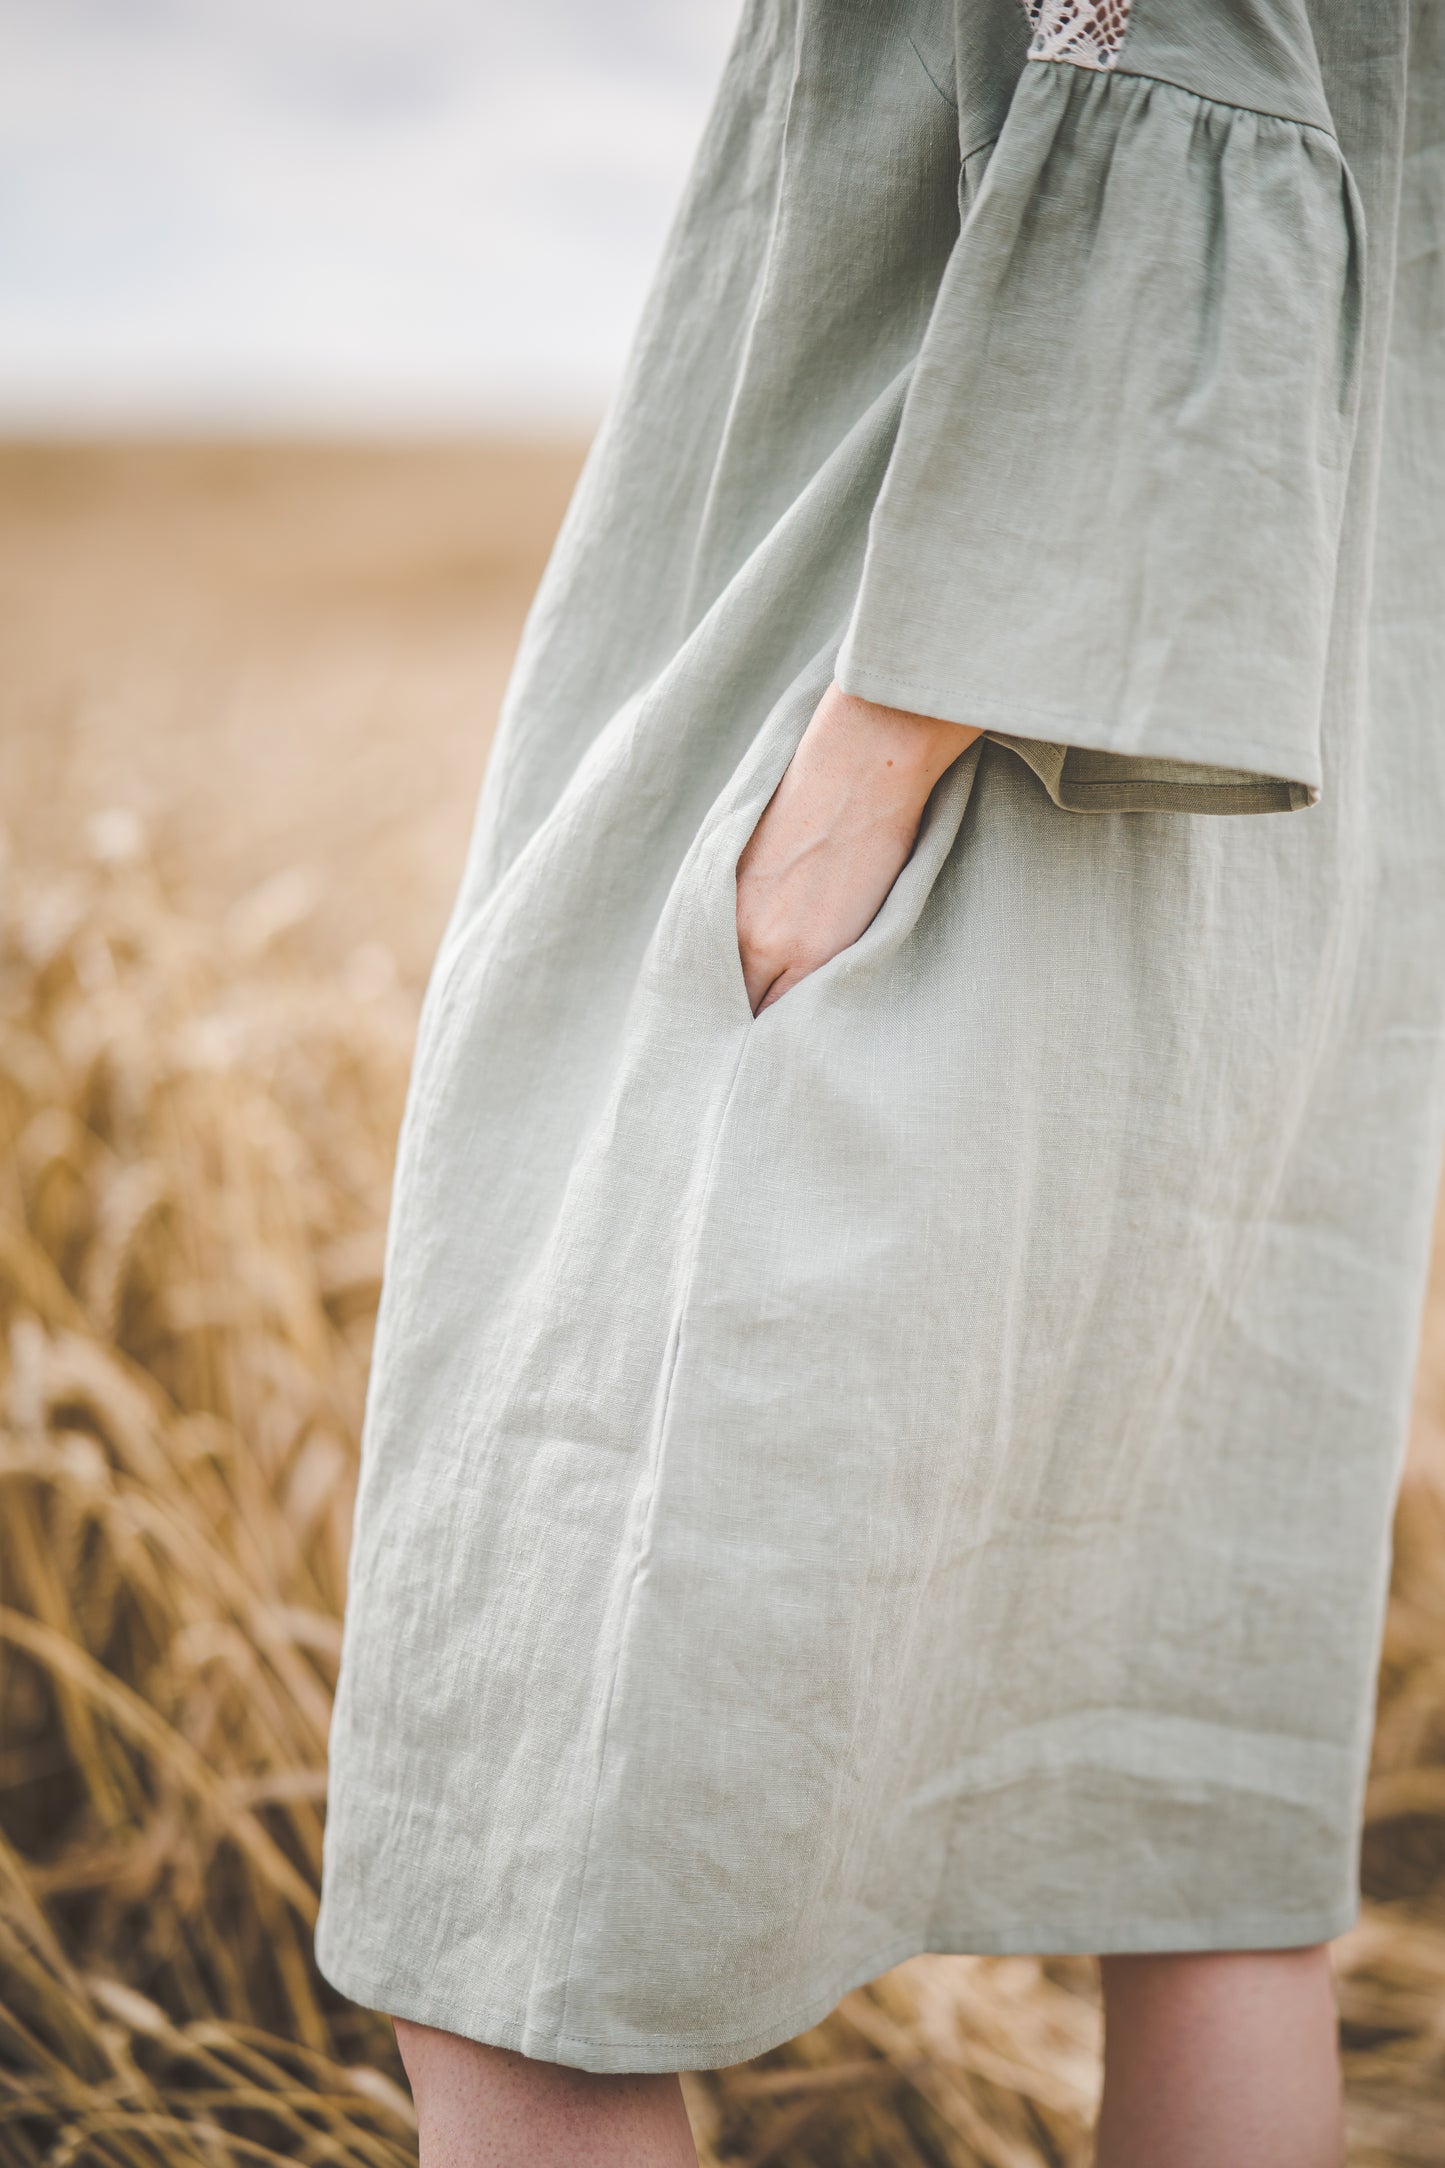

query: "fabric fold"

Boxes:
[835, 58, 1364, 814]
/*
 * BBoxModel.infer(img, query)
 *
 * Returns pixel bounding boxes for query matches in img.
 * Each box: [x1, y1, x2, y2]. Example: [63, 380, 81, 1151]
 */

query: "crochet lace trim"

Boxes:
[1022, 0, 1131, 72]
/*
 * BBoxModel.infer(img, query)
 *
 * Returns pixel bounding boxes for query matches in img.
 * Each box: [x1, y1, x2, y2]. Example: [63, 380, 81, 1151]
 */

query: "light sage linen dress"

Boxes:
[316, 0, 1445, 2073]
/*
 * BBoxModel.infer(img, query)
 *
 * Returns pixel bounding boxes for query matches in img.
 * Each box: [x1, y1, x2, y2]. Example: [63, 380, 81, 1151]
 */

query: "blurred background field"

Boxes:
[0, 441, 582, 977]
[3, 440, 1445, 2167]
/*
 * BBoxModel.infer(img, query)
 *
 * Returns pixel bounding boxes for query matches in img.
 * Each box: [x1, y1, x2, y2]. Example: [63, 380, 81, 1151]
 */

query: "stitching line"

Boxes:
[553, 1011, 756, 2043]
[907, 35, 958, 111]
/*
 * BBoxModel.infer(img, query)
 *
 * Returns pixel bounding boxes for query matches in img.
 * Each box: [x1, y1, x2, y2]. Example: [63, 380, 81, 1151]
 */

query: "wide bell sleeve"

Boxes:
[835, 1, 1365, 814]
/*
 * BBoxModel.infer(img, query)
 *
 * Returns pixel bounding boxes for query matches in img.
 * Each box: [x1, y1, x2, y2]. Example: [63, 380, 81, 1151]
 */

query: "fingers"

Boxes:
[741, 945, 824, 1015]
[741, 946, 801, 1015]
[755, 965, 805, 1013]
[736, 855, 898, 1015]
[741, 952, 776, 1013]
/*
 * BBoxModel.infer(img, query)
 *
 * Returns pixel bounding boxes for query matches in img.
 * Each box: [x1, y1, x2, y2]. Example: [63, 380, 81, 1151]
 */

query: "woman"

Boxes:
[316, 1, 1445, 2161]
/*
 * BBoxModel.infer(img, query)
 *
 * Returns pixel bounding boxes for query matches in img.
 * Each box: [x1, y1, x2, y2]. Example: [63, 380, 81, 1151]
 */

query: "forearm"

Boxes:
[801, 685, 981, 806]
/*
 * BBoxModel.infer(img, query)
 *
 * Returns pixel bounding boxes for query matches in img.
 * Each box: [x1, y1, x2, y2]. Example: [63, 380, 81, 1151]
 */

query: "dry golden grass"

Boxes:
[2, 446, 1444, 2165]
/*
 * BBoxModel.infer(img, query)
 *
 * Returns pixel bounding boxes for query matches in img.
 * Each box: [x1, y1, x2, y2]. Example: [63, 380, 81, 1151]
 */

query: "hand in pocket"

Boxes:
[735, 683, 980, 1014]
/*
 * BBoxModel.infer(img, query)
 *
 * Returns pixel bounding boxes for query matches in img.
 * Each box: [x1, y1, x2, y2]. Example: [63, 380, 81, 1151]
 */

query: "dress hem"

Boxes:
[315, 1899, 1358, 2077]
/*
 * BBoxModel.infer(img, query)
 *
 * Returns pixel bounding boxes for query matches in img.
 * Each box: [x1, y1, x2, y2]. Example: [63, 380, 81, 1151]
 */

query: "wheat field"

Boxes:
[2, 445, 1444, 2167]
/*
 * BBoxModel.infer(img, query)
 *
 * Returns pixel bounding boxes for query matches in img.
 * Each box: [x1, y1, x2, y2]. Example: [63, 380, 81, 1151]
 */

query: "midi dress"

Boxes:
[315, 0, 1445, 2074]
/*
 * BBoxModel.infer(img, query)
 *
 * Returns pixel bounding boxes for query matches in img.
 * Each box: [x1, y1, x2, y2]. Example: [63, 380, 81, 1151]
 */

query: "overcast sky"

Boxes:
[0, 0, 739, 431]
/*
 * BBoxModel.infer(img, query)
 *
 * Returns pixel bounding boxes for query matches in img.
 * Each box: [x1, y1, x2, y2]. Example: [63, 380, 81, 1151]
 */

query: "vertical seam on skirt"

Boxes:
[552, 1012, 756, 2050]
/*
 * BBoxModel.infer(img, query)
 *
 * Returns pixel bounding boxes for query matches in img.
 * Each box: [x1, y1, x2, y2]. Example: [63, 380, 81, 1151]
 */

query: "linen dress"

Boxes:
[315, 0, 1445, 2074]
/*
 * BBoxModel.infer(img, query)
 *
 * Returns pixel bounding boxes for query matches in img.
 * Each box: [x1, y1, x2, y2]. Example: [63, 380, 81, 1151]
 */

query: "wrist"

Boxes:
[818, 682, 980, 788]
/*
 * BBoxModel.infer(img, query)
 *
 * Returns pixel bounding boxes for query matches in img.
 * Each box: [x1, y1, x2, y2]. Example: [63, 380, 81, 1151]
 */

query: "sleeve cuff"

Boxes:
[837, 58, 1363, 815]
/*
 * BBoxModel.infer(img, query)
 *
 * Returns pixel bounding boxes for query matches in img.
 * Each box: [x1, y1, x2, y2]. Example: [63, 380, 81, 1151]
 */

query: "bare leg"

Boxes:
[393, 2018, 698, 2168]
[1096, 1947, 1343, 2168]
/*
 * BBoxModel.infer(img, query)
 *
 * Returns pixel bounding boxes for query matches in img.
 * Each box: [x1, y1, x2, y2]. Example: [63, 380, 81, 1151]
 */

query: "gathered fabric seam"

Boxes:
[1031, 58, 1342, 142]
